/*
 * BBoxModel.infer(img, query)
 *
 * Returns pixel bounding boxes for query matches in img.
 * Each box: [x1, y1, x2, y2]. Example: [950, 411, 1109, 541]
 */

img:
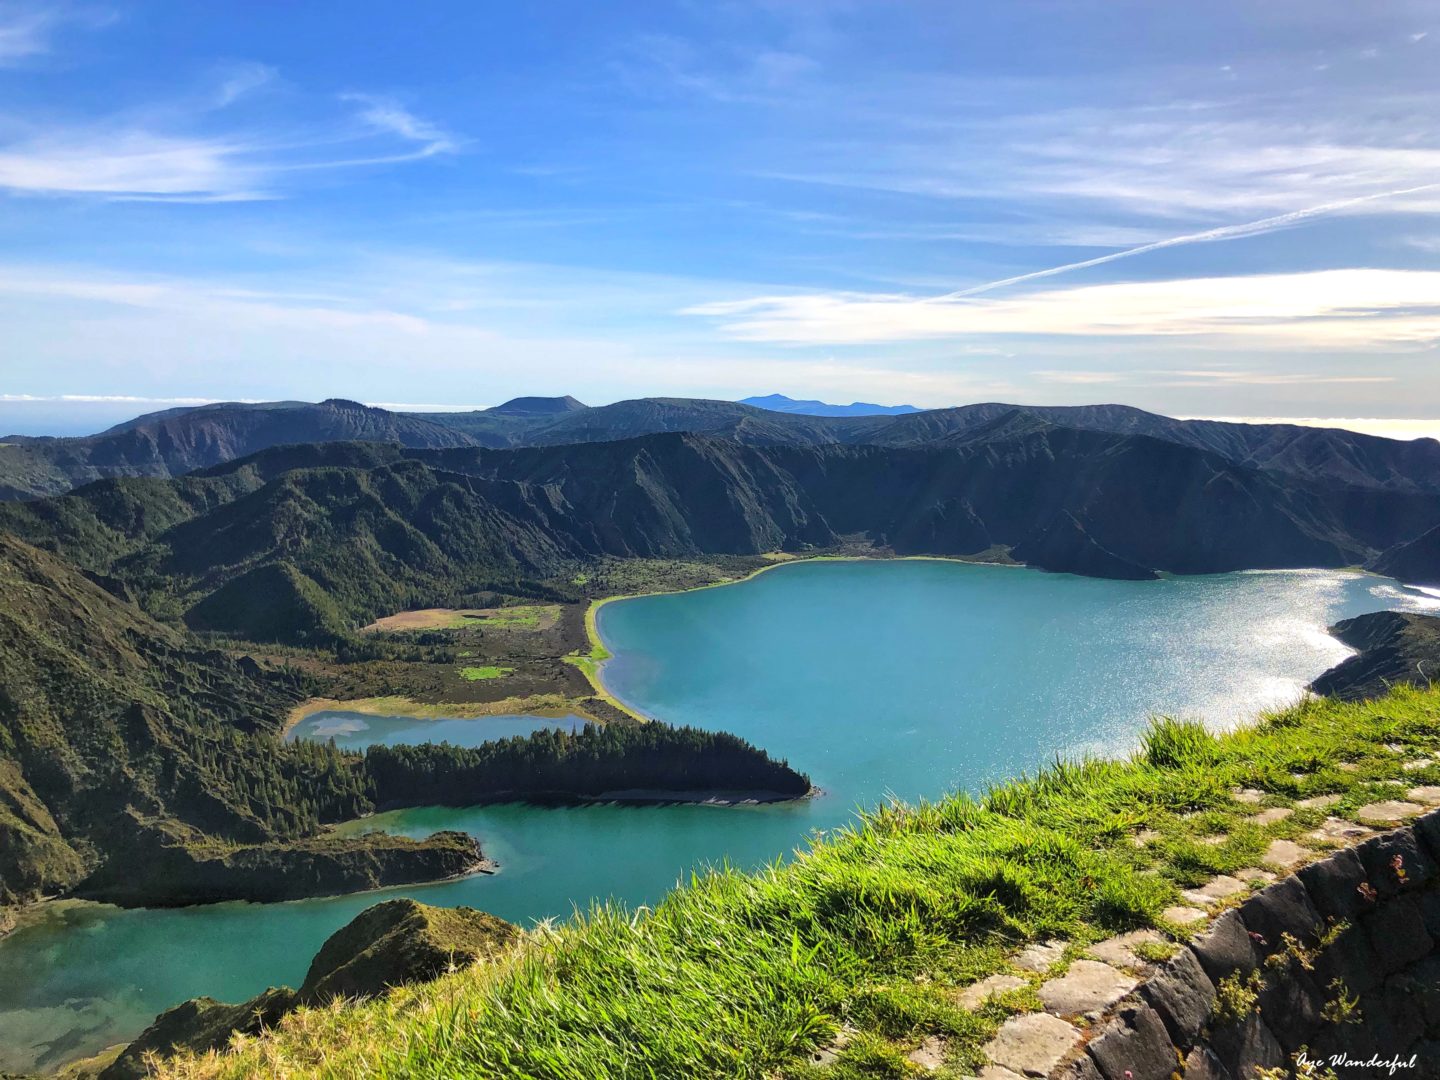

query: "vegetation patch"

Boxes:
[160, 686, 1440, 1080]
[363, 606, 561, 634]
[458, 665, 513, 681]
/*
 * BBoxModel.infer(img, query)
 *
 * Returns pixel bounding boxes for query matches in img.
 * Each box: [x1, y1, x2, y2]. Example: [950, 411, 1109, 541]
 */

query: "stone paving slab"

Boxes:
[1161, 905, 1208, 926]
[1408, 786, 1440, 805]
[1235, 867, 1276, 883]
[907, 1034, 946, 1071]
[956, 973, 1028, 1009]
[1357, 800, 1425, 825]
[1013, 940, 1067, 973]
[1232, 788, 1264, 804]
[1038, 960, 1137, 1018]
[1248, 807, 1293, 827]
[1087, 929, 1165, 969]
[983, 1013, 1082, 1077]
[1307, 816, 1371, 844]
[1297, 794, 1341, 809]
[1262, 838, 1309, 868]
[1181, 874, 1247, 907]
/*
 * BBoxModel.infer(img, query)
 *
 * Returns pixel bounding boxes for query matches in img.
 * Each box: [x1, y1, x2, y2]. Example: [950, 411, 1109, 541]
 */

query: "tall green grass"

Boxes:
[161, 687, 1440, 1080]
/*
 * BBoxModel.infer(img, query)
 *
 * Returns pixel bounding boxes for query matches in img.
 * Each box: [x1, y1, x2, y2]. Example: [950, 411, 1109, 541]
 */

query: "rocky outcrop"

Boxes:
[1310, 611, 1440, 701]
[100, 988, 296, 1080]
[100, 900, 519, 1080]
[1372, 523, 1440, 589]
[1010, 511, 1159, 581]
[298, 898, 520, 1003]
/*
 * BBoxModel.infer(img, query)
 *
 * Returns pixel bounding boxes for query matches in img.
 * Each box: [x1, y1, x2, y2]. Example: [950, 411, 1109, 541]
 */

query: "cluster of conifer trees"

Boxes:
[360, 723, 810, 808]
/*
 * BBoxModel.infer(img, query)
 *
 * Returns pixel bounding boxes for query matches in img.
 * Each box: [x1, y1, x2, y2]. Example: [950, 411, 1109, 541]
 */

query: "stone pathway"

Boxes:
[901, 785, 1432, 1074]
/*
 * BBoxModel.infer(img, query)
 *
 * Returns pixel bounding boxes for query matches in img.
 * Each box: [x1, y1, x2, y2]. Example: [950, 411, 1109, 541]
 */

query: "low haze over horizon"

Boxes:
[2, 1, 1438, 429]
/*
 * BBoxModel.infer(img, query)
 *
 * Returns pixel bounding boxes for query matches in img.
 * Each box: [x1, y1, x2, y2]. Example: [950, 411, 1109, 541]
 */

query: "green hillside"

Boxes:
[156, 685, 1440, 1080]
[6, 426, 1439, 646]
[0, 531, 803, 909]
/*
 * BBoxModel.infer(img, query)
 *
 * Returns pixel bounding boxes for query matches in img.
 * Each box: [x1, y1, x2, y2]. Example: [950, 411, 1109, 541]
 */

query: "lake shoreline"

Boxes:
[574, 550, 1025, 715]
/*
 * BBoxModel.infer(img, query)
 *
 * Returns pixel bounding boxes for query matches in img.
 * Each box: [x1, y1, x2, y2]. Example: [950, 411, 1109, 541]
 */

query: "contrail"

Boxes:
[936, 181, 1440, 301]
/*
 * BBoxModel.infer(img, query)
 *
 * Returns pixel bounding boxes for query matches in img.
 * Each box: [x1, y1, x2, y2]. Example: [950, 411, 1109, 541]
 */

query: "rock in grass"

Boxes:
[102, 900, 519, 1080]
[300, 898, 520, 1003]
[101, 988, 296, 1080]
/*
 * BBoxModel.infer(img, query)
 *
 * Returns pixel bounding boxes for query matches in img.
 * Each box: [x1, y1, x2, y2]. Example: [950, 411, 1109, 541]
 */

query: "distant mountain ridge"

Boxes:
[0, 398, 479, 500]
[5, 394, 1440, 509]
[5, 419, 1438, 643]
[738, 393, 922, 416]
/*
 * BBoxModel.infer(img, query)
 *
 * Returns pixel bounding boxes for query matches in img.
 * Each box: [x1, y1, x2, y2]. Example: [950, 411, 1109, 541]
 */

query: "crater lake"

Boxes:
[3, 560, 1436, 1073]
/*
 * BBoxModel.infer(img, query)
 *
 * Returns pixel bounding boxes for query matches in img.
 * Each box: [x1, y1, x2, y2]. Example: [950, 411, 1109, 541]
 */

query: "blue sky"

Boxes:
[2, 0, 1439, 435]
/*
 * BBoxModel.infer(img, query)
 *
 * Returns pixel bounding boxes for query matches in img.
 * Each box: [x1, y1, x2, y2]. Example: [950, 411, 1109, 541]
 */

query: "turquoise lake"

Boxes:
[4, 560, 1438, 1072]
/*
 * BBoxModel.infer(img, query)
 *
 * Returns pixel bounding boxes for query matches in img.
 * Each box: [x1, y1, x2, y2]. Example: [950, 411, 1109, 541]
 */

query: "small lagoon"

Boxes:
[3, 561, 1437, 1072]
[285, 710, 586, 750]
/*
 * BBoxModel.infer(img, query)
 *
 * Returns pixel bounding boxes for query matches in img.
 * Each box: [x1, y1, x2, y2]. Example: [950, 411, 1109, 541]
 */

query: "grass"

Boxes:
[160, 686, 1440, 1080]
[363, 606, 560, 633]
[284, 694, 601, 729]
[458, 665, 513, 681]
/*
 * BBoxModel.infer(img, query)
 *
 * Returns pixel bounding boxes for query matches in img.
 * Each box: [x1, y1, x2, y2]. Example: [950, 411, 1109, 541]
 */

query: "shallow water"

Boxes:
[285, 710, 585, 749]
[3, 561, 1436, 1072]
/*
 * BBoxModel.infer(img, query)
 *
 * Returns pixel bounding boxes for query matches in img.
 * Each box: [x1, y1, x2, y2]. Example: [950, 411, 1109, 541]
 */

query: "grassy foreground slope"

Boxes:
[162, 686, 1440, 1080]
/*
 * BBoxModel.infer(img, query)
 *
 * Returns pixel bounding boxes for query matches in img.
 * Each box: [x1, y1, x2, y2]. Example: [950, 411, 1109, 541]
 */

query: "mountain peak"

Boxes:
[739, 393, 923, 417]
[488, 396, 588, 416]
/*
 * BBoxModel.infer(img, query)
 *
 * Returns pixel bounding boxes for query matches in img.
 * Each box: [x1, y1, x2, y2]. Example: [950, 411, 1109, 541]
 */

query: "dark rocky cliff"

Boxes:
[1311, 611, 1440, 701]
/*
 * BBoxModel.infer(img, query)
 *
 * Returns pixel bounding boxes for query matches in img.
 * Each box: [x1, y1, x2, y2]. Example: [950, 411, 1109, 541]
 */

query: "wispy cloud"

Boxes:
[939, 183, 1440, 299]
[0, 1, 109, 66]
[686, 268, 1440, 347]
[0, 130, 267, 201]
[0, 89, 457, 201]
[339, 93, 457, 156]
[214, 62, 276, 108]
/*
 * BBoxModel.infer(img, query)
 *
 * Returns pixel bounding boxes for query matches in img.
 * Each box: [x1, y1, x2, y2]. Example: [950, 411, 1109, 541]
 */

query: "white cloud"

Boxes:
[0, 393, 236, 404]
[0, 130, 268, 201]
[1187, 417, 1440, 441]
[685, 268, 1440, 347]
[339, 94, 456, 156]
